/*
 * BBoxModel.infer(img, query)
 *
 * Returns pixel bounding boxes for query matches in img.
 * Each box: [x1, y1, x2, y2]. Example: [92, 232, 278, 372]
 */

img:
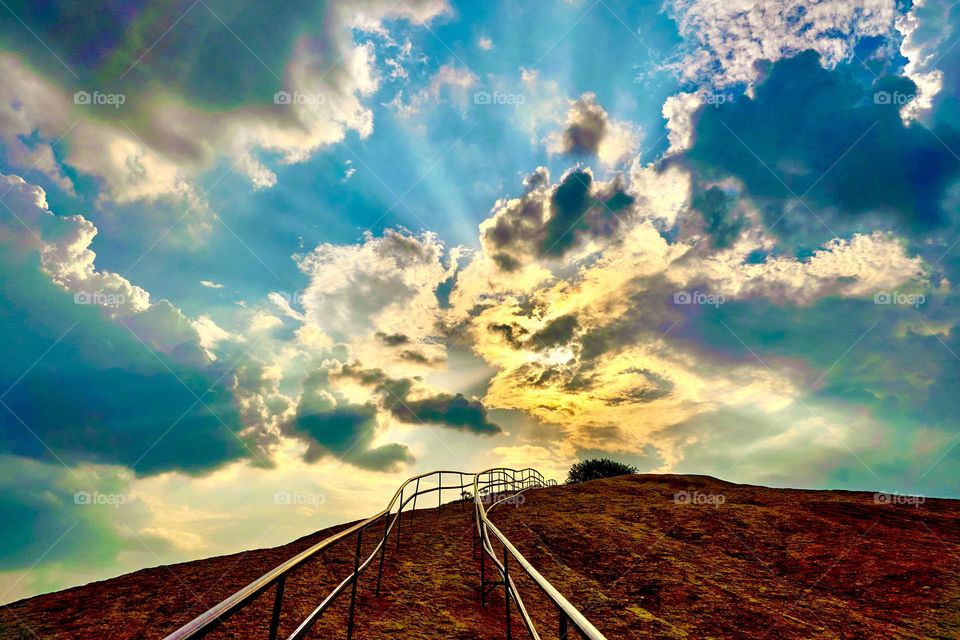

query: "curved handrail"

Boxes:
[473, 467, 607, 640]
[164, 469, 472, 640]
[164, 467, 605, 640]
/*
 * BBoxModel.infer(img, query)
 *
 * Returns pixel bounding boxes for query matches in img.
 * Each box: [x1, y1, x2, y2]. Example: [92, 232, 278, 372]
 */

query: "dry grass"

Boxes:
[2, 474, 959, 639]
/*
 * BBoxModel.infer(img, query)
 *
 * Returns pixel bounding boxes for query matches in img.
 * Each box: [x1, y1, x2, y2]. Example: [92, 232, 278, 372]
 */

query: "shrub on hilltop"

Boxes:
[566, 458, 637, 483]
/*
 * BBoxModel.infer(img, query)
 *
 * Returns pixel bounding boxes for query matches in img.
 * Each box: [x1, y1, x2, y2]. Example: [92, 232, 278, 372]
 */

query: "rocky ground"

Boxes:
[2, 474, 959, 639]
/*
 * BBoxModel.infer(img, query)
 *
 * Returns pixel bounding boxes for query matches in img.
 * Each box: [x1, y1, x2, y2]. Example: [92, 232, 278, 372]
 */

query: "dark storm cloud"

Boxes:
[543, 170, 634, 257]
[398, 349, 442, 365]
[0, 255, 247, 475]
[528, 314, 579, 350]
[687, 50, 960, 239]
[376, 331, 411, 346]
[481, 168, 635, 271]
[334, 365, 502, 435]
[286, 369, 412, 471]
[387, 393, 501, 435]
[694, 186, 745, 249]
[488, 322, 527, 347]
[0, 0, 320, 109]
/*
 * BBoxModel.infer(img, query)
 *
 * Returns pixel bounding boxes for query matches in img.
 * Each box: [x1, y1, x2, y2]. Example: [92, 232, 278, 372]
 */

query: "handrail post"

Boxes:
[480, 541, 486, 606]
[559, 609, 568, 640]
[268, 576, 285, 640]
[375, 512, 389, 596]
[346, 528, 363, 640]
[504, 545, 512, 640]
[411, 477, 420, 526]
[396, 486, 404, 552]
[438, 471, 442, 512]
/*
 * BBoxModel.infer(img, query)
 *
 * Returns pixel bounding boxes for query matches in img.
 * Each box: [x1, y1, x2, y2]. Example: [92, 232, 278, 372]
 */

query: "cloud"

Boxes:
[0, 0, 451, 205]
[200, 280, 225, 289]
[452, 98, 933, 470]
[387, 393, 501, 434]
[656, 397, 960, 498]
[334, 364, 503, 435]
[528, 314, 580, 350]
[686, 51, 960, 238]
[387, 63, 477, 118]
[0, 456, 162, 578]
[295, 229, 452, 374]
[546, 93, 641, 167]
[896, 0, 956, 122]
[661, 92, 702, 154]
[478, 36, 494, 50]
[0, 173, 248, 474]
[479, 167, 636, 271]
[285, 368, 412, 471]
[678, 231, 926, 305]
[663, 0, 898, 88]
[193, 314, 244, 361]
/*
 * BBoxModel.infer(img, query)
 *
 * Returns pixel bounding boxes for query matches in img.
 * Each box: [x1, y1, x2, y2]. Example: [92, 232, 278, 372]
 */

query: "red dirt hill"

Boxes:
[2, 474, 959, 639]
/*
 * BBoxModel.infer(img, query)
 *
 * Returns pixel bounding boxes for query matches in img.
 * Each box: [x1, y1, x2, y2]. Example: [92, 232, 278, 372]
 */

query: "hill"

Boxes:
[2, 474, 959, 639]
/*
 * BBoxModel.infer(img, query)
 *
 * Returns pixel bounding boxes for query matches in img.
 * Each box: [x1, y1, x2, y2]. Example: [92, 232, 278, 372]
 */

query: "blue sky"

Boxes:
[1, 0, 959, 602]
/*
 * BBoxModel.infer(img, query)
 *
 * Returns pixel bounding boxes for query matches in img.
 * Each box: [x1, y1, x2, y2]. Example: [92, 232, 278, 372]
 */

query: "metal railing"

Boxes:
[163, 468, 606, 640]
[473, 468, 606, 640]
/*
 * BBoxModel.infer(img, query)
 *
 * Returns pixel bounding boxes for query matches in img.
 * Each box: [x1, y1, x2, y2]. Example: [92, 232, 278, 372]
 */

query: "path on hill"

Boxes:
[345, 499, 512, 639]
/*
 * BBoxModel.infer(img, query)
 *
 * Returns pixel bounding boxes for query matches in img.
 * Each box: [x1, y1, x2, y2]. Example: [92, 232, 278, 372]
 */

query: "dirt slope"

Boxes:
[2, 474, 959, 639]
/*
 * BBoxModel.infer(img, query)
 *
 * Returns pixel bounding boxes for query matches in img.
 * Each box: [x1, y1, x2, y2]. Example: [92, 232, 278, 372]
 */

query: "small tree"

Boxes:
[567, 458, 637, 484]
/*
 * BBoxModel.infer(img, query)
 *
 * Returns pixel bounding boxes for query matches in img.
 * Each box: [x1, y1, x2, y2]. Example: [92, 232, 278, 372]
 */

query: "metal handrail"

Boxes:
[163, 467, 605, 640]
[473, 468, 607, 640]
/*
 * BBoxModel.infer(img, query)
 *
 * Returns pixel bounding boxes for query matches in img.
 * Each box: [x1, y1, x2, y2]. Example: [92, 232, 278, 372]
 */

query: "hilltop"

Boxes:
[2, 474, 959, 639]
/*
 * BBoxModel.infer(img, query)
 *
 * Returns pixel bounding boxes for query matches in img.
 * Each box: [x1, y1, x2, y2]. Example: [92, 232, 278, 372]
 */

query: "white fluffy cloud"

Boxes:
[295, 229, 454, 375]
[896, 0, 954, 121]
[680, 231, 926, 305]
[0, 173, 223, 365]
[664, 0, 898, 87]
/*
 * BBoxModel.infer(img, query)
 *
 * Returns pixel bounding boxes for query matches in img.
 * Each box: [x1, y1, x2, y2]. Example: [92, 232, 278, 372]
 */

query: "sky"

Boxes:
[0, 0, 959, 602]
